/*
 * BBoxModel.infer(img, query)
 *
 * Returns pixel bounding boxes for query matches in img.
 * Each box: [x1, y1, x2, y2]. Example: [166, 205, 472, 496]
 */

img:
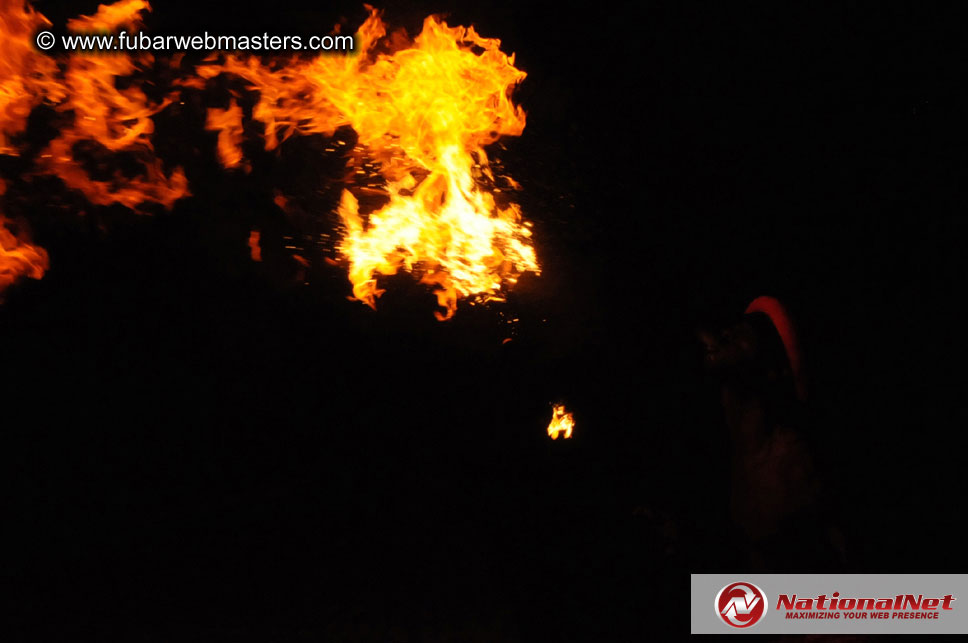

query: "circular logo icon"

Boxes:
[716, 581, 768, 628]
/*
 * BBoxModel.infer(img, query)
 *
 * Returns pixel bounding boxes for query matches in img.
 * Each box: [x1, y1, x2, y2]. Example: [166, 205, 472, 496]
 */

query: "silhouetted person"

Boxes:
[700, 296, 843, 570]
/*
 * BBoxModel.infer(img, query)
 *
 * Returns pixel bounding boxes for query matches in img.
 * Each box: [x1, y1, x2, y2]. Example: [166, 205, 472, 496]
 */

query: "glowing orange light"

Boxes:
[248, 229, 262, 262]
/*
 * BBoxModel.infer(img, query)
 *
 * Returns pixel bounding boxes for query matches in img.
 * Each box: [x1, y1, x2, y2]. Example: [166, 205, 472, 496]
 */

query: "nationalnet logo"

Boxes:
[694, 575, 967, 634]
[716, 582, 768, 628]
[777, 592, 956, 621]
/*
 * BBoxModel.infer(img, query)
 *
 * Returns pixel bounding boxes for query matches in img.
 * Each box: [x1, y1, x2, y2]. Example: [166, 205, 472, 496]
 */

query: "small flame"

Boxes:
[207, 99, 246, 170]
[547, 404, 574, 440]
[0, 214, 47, 295]
[65, 0, 152, 32]
[1, 181, 48, 296]
[248, 229, 262, 262]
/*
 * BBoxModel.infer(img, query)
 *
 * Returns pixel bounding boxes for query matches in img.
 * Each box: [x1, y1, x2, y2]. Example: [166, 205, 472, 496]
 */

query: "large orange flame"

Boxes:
[203, 8, 538, 318]
[2, 2, 537, 314]
[36, 1, 189, 210]
[1, 0, 189, 210]
[0, 0, 53, 294]
[1, 0, 195, 296]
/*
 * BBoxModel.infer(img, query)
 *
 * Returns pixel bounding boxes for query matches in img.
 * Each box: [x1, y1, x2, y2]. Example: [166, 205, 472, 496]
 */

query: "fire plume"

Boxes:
[2, 2, 538, 315]
[36, 0, 189, 210]
[1, 0, 189, 210]
[204, 8, 538, 318]
[547, 404, 574, 440]
[2, 0, 195, 296]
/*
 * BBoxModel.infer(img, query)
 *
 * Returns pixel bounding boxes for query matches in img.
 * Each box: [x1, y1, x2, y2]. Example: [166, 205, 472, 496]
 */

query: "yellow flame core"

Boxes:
[547, 404, 574, 440]
[204, 8, 539, 319]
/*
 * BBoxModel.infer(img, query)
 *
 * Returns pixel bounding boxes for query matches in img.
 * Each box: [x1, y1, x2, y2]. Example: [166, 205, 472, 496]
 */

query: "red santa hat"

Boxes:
[745, 296, 807, 402]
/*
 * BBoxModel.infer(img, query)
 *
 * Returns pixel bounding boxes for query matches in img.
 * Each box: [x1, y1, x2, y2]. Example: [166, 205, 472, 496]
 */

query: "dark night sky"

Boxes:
[4, 1, 966, 639]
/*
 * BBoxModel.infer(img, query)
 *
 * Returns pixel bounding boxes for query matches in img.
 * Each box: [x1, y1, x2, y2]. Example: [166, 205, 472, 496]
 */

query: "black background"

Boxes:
[4, 1, 966, 639]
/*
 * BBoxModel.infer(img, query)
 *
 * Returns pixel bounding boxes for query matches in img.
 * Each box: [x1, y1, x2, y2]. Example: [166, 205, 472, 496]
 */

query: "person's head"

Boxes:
[698, 296, 806, 403]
